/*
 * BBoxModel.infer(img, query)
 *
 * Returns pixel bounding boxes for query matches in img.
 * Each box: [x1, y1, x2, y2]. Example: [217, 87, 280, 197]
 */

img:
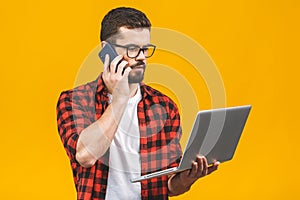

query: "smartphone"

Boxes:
[99, 43, 126, 74]
[98, 43, 118, 64]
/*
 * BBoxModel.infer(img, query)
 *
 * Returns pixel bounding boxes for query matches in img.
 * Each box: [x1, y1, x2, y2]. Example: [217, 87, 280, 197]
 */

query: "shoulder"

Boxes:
[56, 78, 100, 112]
[58, 79, 98, 102]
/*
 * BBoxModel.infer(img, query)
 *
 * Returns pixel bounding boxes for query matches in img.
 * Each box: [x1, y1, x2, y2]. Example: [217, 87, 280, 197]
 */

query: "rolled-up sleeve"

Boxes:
[56, 91, 92, 162]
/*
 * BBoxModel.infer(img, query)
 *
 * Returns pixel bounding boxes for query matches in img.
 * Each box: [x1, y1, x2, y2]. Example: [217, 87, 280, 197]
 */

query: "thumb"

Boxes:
[208, 161, 220, 174]
[122, 66, 132, 77]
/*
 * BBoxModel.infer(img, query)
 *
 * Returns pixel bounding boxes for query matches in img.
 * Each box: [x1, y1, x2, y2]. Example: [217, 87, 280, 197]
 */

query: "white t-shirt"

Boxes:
[105, 87, 142, 200]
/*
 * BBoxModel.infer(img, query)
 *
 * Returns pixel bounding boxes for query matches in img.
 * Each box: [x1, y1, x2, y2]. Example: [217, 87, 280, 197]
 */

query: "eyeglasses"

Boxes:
[110, 43, 156, 58]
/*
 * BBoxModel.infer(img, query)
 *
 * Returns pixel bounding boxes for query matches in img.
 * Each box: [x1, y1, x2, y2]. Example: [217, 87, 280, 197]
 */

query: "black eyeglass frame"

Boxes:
[109, 43, 156, 58]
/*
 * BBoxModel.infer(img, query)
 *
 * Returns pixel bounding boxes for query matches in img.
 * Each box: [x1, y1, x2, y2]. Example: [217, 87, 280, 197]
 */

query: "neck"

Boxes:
[129, 83, 139, 97]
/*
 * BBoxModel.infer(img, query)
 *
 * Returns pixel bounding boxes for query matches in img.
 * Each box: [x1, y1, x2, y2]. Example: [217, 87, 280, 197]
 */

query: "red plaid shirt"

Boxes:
[56, 74, 182, 200]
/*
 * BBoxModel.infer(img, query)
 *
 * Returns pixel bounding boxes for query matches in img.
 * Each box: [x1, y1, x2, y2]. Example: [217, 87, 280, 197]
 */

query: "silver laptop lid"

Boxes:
[178, 105, 251, 170]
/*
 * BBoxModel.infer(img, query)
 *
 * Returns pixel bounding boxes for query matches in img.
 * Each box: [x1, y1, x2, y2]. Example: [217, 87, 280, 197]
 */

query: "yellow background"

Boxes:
[1, 0, 299, 199]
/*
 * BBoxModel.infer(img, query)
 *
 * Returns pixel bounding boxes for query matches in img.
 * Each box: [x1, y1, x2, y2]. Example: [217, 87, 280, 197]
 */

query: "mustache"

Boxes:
[130, 61, 146, 68]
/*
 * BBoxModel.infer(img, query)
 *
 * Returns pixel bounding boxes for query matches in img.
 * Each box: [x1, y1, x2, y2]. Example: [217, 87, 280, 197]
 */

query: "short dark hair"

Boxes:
[100, 7, 151, 42]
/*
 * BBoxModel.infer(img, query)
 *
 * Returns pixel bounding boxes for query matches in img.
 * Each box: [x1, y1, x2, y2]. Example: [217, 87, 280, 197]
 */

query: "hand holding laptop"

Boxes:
[178, 155, 219, 181]
[168, 155, 219, 196]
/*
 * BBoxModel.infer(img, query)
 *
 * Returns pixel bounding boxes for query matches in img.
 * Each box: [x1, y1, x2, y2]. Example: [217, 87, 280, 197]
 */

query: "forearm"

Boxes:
[76, 97, 128, 167]
[168, 173, 193, 196]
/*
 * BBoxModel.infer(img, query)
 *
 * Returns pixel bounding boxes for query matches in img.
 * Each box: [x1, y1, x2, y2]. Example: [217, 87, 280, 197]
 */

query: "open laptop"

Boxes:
[130, 105, 251, 183]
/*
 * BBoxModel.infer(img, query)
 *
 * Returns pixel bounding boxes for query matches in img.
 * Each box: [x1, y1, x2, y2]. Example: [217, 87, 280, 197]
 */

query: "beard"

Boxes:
[128, 61, 146, 83]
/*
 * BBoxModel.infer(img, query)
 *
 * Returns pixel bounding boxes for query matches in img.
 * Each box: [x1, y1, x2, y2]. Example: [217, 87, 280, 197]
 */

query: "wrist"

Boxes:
[168, 173, 192, 196]
[179, 175, 193, 190]
[110, 94, 129, 105]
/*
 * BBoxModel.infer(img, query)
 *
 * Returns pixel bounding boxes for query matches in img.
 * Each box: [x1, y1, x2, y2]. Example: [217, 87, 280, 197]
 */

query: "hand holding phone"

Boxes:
[99, 43, 128, 75]
[100, 43, 132, 99]
[98, 43, 118, 65]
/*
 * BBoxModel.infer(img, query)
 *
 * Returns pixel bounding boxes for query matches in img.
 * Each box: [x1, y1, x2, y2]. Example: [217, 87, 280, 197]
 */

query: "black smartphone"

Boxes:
[99, 43, 126, 74]
[98, 43, 118, 64]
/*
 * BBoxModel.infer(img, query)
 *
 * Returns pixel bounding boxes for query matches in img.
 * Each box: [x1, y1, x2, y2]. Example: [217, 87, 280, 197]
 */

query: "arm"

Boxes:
[75, 99, 128, 167]
[75, 55, 132, 167]
[168, 156, 219, 196]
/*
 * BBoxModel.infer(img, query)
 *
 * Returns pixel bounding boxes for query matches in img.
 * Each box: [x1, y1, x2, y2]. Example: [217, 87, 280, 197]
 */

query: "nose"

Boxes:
[136, 49, 146, 60]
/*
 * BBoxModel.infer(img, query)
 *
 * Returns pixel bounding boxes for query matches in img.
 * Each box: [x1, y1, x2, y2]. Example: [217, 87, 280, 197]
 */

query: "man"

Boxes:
[56, 7, 219, 200]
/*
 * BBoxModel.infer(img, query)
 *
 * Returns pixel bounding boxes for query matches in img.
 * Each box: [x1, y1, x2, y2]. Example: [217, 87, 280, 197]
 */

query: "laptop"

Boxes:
[130, 105, 252, 183]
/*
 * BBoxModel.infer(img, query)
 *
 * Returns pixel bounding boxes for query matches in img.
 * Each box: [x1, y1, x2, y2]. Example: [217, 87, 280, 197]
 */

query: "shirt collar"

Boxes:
[140, 82, 153, 99]
[96, 73, 109, 96]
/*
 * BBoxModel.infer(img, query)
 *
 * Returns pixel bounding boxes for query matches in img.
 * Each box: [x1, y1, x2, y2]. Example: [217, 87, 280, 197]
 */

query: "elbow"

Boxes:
[75, 146, 97, 168]
[76, 153, 96, 168]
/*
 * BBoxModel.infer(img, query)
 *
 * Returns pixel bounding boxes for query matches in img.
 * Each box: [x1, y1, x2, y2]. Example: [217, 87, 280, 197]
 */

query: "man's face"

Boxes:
[114, 27, 150, 83]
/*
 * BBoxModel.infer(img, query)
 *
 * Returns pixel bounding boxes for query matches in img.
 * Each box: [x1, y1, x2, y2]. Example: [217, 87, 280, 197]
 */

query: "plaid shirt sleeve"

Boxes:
[56, 78, 111, 200]
[56, 85, 99, 195]
[56, 90, 93, 162]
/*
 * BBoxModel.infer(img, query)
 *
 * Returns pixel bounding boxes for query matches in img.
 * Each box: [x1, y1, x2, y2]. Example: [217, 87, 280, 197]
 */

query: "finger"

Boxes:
[103, 54, 110, 73]
[202, 156, 208, 176]
[189, 161, 198, 177]
[102, 55, 110, 83]
[116, 60, 128, 76]
[208, 161, 220, 174]
[195, 156, 204, 177]
[122, 66, 132, 78]
[110, 55, 123, 74]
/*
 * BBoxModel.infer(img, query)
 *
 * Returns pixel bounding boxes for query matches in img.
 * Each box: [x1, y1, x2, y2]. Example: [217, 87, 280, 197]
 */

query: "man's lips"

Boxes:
[130, 64, 145, 69]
